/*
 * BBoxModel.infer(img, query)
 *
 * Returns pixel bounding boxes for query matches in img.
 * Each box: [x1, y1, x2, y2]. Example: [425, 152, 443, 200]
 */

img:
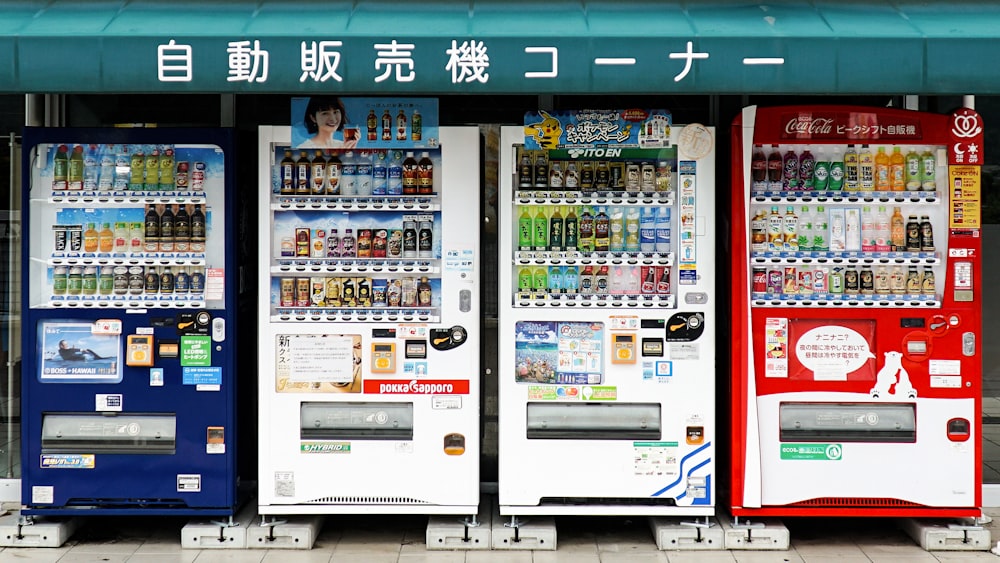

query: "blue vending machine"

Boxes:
[20, 128, 237, 516]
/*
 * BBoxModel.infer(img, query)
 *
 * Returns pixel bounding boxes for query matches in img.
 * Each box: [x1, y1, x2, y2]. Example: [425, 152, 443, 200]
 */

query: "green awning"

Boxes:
[1, 0, 998, 94]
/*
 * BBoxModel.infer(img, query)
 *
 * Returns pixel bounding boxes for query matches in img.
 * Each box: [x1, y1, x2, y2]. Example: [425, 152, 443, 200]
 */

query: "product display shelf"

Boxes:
[750, 252, 939, 265]
[48, 254, 207, 266]
[46, 192, 206, 205]
[514, 292, 675, 308]
[751, 294, 940, 308]
[47, 297, 207, 308]
[515, 251, 674, 265]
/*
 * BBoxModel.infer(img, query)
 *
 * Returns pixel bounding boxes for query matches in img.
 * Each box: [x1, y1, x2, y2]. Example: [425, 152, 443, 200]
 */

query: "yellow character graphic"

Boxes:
[525, 110, 563, 150]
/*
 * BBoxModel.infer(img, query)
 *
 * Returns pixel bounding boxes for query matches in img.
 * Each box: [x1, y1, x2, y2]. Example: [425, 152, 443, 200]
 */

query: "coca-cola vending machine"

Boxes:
[730, 105, 984, 517]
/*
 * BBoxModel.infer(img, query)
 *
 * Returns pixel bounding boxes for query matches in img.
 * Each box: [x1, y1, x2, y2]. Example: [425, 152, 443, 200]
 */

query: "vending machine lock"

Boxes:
[176, 312, 211, 335]
[430, 326, 468, 351]
[664, 312, 705, 342]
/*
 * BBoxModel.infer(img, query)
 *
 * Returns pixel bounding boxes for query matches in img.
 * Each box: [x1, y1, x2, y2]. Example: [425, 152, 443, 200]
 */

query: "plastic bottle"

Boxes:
[144, 149, 160, 191]
[418, 220, 434, 258]
[813, 149, 829, 191]
[564, 162, 579, 191]
[83, 145, 99, 191]
[402, 151, 418, 194]
[563, 266, 579, 294]
[548, 266, 563, 294]
[52, 145, 69, 190]
[875, 206, 891, 252]
[548, 161, 564, 189]
[387, 151, 403, 195]
[595, 207, 610, 252]
[594, 265, 609, 295]
[655, 208, 672, 254]
[783, 206, 798, 251]
[356, 151, 373, 196]
[860, 206, 875, 251]
[411, 109, 422, 141]
[750, 209, 767, 252]
[295, 150, 311, 195]
[843, 144, 859, 190]
[751, 144, 767, 190]
[782, 147, 799, 190]
[548, 206, 564, 251]
[341, 228, 356, 257]
[381, 109, 392, 141]
[174, 205, 190, 251]
[921, 149, 936, 191]
[403, 221, 417, 258]
[98, 222, 114, 253]
[625, 206, 640, 252]
[639, 207, 656, 254]
[797, 206, 813, 252]
[890, 207, 905, 251]
[905, 215, 921, 251]
[813, 206, 829, 252]
[580, 161, 595, 192]
[564, 206, 578, 251]
[417, 151, 434, 195]
[766, 144, 782, 190]
[159, 205, 174, 252]
[533, 267, 548, 294]
[533, 153, 549, 188]
[372, 150, 388, 195]
[799, 148, 815, 190]
[578, 207, 595, 252]
[889, 146, 905, 191]
[905, 148, 921, 191]
[113, 222, 129, 254]
[609, 206, 625, 252]
[396, 109, 407, 141]
[846, 208, 861, 252]
[533, 206, 548, 251]
[767, 206, 783, 251]
[874, 146, 890, 191]
[828, 154, 845, 191]
[98, 146, 115, 191]
[325, 151, 342, 195]
[518, 151, 533, 188]
[920, 215, 934, 251]
[517, 267, 533, 293]
[518, 206, 533, 250]
[311, 150, 327, 195]
[858, 144, 875, 191]
[68, 145, 85, 190]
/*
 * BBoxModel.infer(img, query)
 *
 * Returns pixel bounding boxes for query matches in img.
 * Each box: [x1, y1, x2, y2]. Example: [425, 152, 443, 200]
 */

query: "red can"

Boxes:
[767, 269, 782, 294]
[752, 267, 767, 293]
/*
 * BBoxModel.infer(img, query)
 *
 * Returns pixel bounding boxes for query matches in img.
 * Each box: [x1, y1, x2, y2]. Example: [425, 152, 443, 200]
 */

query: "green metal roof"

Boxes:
[0, 0, 998, 94]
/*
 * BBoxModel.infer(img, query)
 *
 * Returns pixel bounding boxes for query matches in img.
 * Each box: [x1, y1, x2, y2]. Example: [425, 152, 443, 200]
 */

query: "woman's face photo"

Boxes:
[313, 107, 342, 132]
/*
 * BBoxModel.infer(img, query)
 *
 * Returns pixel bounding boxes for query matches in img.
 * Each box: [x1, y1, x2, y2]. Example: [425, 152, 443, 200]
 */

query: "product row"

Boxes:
[277, 276, 435, 309]
[517, 150, 672, 193]
[50, 265, 206, 298]
[517, 205, 672, 254]
[515, 265, 671, 297]
[277, 217, 435, 260]
[751, 205, 935, 254]
[49, 143, 206, 192]
[750, 144, 942, 193]
[752, 264, 935, 298]
[276, 149, 434, 197]
[52, 204, 208, 255]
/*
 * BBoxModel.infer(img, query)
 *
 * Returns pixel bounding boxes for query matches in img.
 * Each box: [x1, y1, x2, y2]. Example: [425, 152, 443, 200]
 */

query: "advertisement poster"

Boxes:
[514, 321, 603, 385]
[788, 319, 877, 381]
[275, 334, 362, 393]
[38, 321, 121, 382]
[291, 97, 439, 150]
[523, 109, 671, 150]
[949, 165, 981, 228]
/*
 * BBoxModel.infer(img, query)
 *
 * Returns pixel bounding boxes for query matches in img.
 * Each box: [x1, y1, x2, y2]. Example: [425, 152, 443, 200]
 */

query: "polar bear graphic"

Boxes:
[870, 351, 917, 399]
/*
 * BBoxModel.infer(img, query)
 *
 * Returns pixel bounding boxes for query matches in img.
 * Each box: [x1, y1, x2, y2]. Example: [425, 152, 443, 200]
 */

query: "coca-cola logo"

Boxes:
[784, 117, 834, 136]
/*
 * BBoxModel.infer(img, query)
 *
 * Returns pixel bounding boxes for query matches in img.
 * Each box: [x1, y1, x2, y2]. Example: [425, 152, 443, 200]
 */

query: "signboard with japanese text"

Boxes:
[949, 165, 981, 229]
[523, 109, 671, 150]
[291, 97, 439, 150]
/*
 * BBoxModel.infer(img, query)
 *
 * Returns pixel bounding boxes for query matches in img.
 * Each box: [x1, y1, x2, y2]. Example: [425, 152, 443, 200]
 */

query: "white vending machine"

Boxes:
[498, 110, 717, 516]
[257, 123, 480, 516]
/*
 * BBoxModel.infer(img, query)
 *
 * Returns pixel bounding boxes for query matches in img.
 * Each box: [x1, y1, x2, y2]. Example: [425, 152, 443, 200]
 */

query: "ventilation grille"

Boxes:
[305, 496, 429, 505]
[540, 496, 678, 507]
[789, 497, 922, 508]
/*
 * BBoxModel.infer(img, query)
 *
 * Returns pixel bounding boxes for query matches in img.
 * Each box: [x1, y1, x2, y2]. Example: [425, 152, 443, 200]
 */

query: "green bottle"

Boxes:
[518, 267, 533, 293]
[533, 206, 548, 251]
[533, 267, 548, 293]
[564, 206, 579, 251]
[828, 159, 845, 191]
[52, 145, 69, 190]
[518, 206, 533, 250]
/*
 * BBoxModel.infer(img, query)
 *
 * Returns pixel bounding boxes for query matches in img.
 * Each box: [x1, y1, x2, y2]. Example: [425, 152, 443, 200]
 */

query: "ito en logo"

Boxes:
[825, 444, 843, 460]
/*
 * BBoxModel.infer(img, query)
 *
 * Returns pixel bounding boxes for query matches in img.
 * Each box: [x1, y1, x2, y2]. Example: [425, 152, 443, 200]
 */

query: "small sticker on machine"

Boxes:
[432, 396, 462, 409]
[275, 471, 295, 497]
[31, 486, 54, 504]
[930, 375, 962, 388]
[929, 360, 961, 376]
[177, 474, 202, 492]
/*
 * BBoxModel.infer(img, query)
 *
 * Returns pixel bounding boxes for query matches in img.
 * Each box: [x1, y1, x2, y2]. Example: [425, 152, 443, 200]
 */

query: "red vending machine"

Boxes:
[730, 105, 983, 517]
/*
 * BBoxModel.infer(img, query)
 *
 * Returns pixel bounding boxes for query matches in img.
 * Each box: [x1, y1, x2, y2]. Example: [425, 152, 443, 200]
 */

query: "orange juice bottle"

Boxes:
[889, 147, 905, 191]
[83, 222, 99, 252]
[874, 146, 890, 191]
[98, 222, 114, 252]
